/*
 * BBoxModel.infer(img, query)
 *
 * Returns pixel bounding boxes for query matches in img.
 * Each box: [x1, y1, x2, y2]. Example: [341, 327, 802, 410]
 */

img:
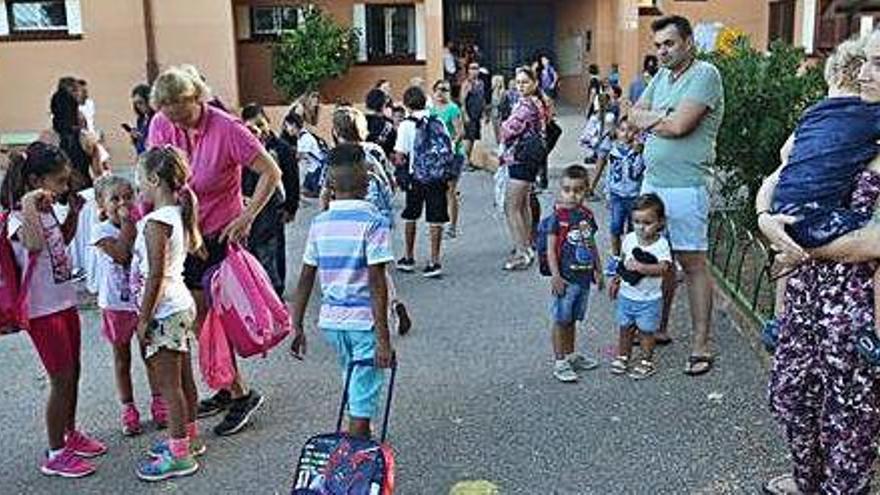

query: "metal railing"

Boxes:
[707, 211, 776, 325]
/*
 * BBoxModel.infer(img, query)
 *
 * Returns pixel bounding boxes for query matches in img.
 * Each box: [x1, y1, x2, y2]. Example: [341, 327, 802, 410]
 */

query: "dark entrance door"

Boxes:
[444, 1, 556, 78]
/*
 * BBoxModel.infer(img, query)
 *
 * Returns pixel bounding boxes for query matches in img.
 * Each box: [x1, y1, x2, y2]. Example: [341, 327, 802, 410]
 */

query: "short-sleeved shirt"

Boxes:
[297, 130, 327, 173]
[640, 60, 724, 188]
[773, 97, 880, 213]
[302, 200, 394, 331]
[131, 206, 195, 320]
[606, 141, 646, 198]
[548, 206, 598, 287]
[148, 104, 263, 237]
[91, 221, 136, 311]
[7, 211, 77, 319]
[394, 110, 428, 172]
[619, 232, 672, 301]
[430, 102, 465, 156]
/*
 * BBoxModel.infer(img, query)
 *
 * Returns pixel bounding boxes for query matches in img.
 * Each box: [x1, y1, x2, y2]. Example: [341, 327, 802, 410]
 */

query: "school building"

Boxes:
[0, 0, 876, 166]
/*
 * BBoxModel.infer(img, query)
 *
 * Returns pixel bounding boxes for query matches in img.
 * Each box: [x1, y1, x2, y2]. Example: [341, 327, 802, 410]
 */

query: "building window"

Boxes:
[7, 0, 66, 32]
[251, 5, 298, 37]
[365, 5, 416, 63]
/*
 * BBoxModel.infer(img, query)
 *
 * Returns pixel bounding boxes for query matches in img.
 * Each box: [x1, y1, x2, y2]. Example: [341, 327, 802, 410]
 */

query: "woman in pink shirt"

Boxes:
[148, 65, 282, 436]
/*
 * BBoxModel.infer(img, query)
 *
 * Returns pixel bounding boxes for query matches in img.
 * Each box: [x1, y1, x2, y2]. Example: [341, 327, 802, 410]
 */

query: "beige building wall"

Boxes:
[0, 0, 148, 166]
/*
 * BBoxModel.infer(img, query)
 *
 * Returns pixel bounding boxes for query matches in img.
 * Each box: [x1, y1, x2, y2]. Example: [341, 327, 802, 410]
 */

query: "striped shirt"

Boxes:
[302, 200, 393, 331]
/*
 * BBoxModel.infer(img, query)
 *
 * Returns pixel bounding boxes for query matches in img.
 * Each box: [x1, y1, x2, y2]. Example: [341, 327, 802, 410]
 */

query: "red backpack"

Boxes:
[0, 211, 37, 335]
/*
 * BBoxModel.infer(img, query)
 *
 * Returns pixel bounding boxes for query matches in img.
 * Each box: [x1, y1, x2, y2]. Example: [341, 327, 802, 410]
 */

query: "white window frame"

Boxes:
[362, 3, 418, 64]
[250, 5, 299, 37]
[0, 0, 82, 37]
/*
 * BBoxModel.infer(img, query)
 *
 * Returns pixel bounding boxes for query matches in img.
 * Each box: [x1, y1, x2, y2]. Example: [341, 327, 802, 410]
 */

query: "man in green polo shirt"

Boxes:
[630, 15, 724, 376]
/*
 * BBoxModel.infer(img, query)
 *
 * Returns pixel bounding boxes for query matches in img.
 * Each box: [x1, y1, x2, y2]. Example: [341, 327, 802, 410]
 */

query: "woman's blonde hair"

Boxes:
[825, 37, 867, 92]
[150, 64, 212, 108]
[491, 75, 505, 92]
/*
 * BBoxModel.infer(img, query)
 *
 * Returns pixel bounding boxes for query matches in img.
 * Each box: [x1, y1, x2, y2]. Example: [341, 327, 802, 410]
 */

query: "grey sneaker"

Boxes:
[553, 360, 579, 383]
[568, 354, 599, 372]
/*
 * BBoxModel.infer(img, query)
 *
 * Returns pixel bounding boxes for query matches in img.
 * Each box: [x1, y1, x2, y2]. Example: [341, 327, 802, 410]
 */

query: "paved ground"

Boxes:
[0, 112, 791, 494]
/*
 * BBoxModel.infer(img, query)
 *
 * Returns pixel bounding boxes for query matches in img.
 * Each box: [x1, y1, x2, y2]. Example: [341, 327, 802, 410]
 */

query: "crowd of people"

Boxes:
[5, 11, 880, 493]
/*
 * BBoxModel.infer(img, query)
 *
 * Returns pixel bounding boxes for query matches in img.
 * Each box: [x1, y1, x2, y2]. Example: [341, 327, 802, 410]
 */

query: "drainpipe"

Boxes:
[143, 0, 159, 82]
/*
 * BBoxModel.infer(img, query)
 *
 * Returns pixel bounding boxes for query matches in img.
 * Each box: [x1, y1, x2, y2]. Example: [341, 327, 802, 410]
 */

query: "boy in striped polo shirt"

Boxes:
[290, 143, 395, 439]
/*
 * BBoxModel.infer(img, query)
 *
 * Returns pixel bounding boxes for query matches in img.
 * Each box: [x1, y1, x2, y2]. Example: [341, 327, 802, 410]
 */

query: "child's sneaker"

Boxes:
[65, 430, 107, 458]
[761, 318, 780, 353]
[610, 356, 629, 375]
[604, 255, 620, 278]
[121, 403, 142, 437]
[423, 263, 443, 278]
[396, 257, 415, 273]
[151, 396, 169, 428]
[136, 452, 199, 482]
[628, 359, 656, 380]
[568, 354, 599, 372]
[148, 438, 207, 459]
[40, 448, 96, 478]
[553, 360, 579, 383]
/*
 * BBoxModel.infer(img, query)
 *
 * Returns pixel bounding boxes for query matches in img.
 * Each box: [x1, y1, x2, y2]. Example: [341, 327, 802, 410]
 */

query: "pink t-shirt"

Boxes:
[7, 211, 77, 319]
[148, 104, 263, 236]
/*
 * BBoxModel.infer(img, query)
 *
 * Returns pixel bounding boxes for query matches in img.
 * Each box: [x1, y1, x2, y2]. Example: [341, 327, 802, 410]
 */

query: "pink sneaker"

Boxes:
[65, 430, 107, 458]
[40, 448, 96, 478]
[151, 396, 169, 429]
[121, 403, 142, 436]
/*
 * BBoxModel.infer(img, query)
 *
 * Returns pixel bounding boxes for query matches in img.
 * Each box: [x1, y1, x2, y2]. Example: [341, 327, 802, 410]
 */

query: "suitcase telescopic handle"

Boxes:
[336, 356, 397, 443]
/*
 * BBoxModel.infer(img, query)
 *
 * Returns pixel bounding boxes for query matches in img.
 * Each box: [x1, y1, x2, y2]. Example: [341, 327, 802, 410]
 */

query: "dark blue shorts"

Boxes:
[609, 194, 637, 237]
[785, 207, 871, 249]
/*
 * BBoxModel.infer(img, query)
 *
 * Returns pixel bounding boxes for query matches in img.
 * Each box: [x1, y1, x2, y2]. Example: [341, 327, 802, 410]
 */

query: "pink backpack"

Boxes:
[198, 309, 235, 390]
[0, 211, 36, 335]
[208, 244, 291, 358]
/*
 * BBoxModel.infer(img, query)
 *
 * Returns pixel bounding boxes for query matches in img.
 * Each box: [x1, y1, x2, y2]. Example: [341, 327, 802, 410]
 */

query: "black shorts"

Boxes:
[508, 161, 539, 183]
[402, 181, 449, 224]
[464, 120, 481, 141]
[183, 236, 228, 290]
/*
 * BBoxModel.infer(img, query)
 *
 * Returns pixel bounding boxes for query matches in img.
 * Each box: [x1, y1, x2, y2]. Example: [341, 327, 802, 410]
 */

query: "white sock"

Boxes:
[555, 359, 568, 367]
[48, 448, 65, 460]
[565, 353, 577, 361]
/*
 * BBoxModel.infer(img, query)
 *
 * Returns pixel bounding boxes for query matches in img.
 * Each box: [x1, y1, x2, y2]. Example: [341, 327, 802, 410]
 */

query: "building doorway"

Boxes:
[444, 0, 556, 78]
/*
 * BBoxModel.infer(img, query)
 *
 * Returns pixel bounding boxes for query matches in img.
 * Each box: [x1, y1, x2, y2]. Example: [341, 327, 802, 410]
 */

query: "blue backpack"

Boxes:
[410, 116, 461, 184]
[536, 206, 595, 277]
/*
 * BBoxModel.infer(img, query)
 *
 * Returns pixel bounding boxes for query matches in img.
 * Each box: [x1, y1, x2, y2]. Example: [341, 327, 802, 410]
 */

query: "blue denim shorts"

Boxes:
[609, 194, 637, 236]
[550, 282, 590, 324]
[321, 329, 385, 419]
[641, 183, 709, 251]
[616, 296, 662, 333]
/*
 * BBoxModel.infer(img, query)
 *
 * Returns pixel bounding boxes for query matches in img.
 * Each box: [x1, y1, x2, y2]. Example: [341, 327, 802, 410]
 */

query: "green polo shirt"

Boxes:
[640, 60, 724, 188]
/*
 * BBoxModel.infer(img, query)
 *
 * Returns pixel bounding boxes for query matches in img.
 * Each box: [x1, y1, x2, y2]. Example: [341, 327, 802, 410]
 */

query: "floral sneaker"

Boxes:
[65, 430, 107, 458]
[40, 448, 96, 478]
[151, 396, 169, 429]
[148, 438, 207, 459]
[136, 452, 199, 482]
[121, 403, 142, 437]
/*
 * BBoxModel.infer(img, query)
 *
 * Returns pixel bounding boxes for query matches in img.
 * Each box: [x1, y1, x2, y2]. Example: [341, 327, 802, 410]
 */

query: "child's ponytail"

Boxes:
[1, 142, 70, 210]
[177, 186, 202, 254]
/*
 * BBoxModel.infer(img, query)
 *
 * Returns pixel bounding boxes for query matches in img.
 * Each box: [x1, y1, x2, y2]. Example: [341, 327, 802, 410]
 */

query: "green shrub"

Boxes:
[702, 38, 826, 227]
[272, 8, 360, 100]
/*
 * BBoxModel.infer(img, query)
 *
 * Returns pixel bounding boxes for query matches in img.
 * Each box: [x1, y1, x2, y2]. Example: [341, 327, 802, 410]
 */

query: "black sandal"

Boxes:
[684, 355, 714, 376]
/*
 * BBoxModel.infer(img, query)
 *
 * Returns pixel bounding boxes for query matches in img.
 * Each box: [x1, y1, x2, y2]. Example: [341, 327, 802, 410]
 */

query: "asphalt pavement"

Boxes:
[0, 112, 791, 494]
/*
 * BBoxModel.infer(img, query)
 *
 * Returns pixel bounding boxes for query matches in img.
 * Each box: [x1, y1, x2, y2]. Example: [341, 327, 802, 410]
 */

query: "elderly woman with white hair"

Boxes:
[757, 34, 880, 494]
[147, 65, 282, 437]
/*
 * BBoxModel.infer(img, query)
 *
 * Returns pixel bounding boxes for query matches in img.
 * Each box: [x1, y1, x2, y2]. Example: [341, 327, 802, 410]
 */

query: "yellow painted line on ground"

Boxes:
[449, 480, 501, 495]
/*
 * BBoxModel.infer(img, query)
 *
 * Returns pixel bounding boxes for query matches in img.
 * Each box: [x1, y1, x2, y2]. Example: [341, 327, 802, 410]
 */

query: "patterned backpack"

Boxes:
[410, 116, 461, 184]
[536, 205, 596, 277]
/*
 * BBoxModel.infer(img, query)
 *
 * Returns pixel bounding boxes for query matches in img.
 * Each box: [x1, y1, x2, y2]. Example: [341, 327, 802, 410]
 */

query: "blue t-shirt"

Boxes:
[549, 206, 598, 286]
[774, 97, 880, 213]
[605, 141, 645, 198]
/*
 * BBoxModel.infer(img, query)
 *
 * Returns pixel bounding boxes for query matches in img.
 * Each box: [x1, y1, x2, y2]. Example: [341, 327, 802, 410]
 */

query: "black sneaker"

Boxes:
[397, 257, 415, 273]
[213, 390, 265, 436]
[395, 302, 412, 336]
[196, 390, 232, 419]
[423, 263, 443, 278]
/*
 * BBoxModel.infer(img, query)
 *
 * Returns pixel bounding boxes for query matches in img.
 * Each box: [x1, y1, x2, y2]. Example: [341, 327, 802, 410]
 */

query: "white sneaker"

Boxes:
[553, 360, 579, 383]
[568, 354, 599, 372]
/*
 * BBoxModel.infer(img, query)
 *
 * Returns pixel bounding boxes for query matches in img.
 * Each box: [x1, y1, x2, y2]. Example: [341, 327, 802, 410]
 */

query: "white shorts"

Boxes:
[640, 183, 709, 252]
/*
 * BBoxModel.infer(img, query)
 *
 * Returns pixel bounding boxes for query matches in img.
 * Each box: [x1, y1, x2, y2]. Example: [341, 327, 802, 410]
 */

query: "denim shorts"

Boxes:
[321, 328, 385, 419]
[550, 282, 590, 324]
[616, 296, 662, 333]
[641, 183, 709, 251]
[609, 194, 637, 236]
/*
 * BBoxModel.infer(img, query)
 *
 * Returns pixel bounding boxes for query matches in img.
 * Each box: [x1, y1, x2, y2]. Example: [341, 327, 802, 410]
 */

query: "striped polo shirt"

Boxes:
[302, 199, 394, 331]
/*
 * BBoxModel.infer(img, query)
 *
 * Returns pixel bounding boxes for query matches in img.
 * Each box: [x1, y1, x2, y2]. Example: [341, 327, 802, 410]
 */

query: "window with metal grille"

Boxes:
[251, 5, 299, 36]
[366, 4, 416, 63]
[7, 0, 66, 32]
